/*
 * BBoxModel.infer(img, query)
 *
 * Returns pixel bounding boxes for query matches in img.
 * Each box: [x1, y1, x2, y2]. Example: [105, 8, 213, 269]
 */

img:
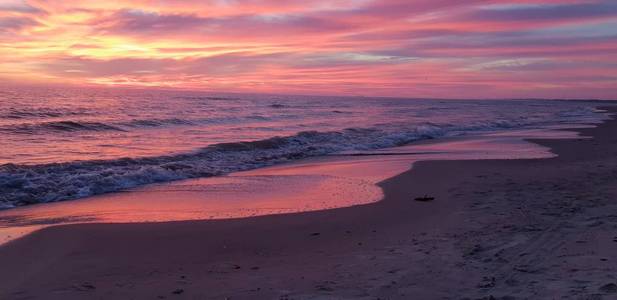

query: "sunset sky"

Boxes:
[1, 0, 616, 98]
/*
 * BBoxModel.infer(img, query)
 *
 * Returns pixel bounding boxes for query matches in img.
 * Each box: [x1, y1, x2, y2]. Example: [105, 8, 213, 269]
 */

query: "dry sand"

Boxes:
[1, 107, 617, 299]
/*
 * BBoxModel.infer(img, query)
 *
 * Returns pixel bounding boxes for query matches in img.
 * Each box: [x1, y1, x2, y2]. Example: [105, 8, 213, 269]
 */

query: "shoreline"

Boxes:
[0, 122, 586, 246]
[0, 99, 607, 210]
[1, 107, 617, 299]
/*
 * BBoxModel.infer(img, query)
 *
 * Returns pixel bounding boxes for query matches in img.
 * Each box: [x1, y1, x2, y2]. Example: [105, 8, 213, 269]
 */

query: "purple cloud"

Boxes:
[97, 9, 349, 37]
[0, 0, 45, 14]
[469, 2, 617, 22]
[0, 16, 40, 33]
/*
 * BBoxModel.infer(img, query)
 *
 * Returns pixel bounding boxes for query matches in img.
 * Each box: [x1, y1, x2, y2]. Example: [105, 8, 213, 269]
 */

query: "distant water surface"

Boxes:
[0, 86, 607, 208]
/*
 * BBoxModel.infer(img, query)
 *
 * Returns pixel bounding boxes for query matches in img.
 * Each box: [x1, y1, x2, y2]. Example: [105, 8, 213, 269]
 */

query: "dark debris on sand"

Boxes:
[414, 195, 435, 202]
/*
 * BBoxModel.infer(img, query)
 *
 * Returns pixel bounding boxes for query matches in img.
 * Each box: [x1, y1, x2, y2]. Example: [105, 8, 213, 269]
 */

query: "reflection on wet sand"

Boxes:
[0, 126, 587, 245]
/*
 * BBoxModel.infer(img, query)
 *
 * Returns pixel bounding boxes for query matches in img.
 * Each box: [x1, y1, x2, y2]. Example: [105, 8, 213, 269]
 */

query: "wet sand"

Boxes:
[1, 107, 617, 299]
[0, 126, 570, 245]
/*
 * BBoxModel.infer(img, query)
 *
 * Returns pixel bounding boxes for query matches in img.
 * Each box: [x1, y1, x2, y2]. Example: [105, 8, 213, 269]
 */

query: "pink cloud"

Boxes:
[1, 0, 616, 99]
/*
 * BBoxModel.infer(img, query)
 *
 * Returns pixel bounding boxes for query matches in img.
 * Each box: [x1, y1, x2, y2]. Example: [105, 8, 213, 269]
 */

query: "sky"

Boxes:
[0, 0, 616, 99]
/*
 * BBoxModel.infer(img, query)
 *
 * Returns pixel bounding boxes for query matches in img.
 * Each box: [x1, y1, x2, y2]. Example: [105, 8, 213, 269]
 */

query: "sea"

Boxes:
[0, 86, 608, 209]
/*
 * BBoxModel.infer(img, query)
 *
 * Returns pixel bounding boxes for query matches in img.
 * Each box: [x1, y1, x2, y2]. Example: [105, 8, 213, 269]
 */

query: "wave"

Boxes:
[0, 116, 565, 208]
[2, 121, 127, 134]
[1, 118, 198, 134]
[0, 104, 606, 209]
[1, 108, 89, 120]
[176, 96, 240, 101]
[121, 118, 195, 128]
[1, 113, 292, 135]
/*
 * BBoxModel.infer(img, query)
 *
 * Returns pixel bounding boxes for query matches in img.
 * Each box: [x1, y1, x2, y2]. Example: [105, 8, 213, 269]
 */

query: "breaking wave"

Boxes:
[0, 115, 591, 208]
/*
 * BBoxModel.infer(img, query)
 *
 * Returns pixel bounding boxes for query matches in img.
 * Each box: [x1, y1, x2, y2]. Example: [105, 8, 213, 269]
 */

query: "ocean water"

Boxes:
[0, 86, 607, 208]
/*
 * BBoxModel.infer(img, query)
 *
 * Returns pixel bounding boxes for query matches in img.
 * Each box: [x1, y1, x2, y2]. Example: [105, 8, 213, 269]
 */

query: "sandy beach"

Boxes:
[1, 106, 617, 299]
